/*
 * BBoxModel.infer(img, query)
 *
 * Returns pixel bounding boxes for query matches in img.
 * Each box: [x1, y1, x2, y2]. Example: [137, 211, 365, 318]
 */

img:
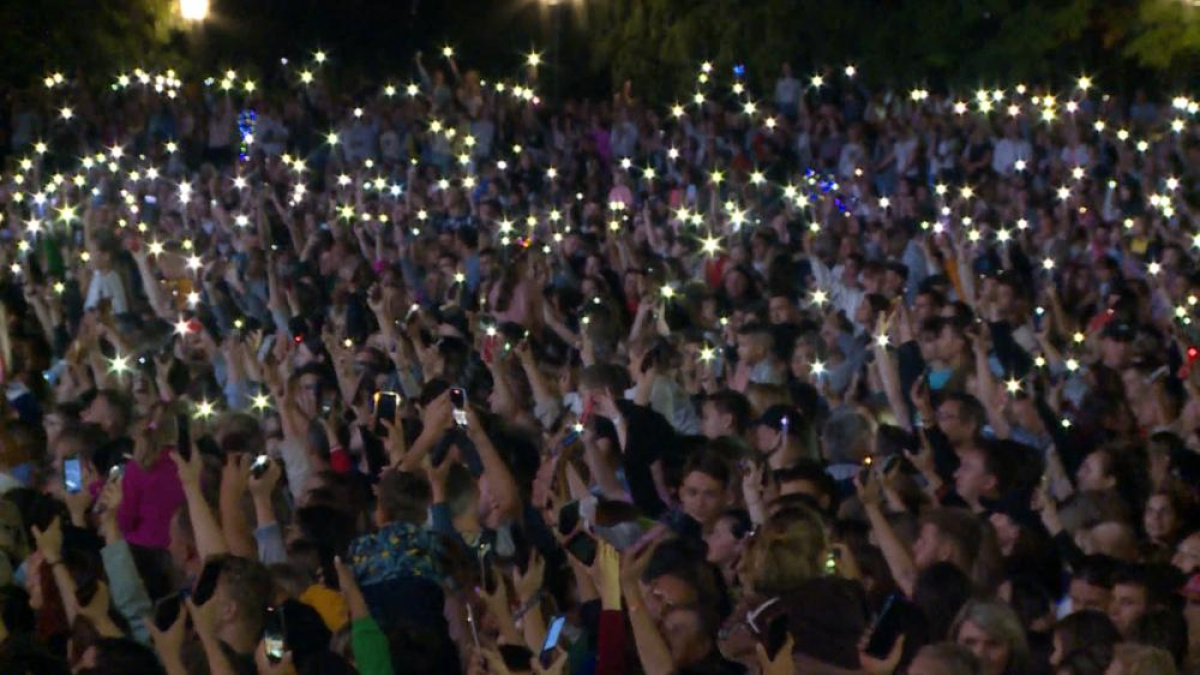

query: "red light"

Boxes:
[1188, 347, 1198, 362]
[293, 335, 303, 344]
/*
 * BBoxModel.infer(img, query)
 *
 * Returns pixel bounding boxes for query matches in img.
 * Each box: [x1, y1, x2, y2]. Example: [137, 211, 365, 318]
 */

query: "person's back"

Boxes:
[117, 453, 184, 550]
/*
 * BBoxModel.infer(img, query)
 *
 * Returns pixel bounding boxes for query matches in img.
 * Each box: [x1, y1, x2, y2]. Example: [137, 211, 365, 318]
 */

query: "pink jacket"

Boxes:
[117, 454, 186, 550]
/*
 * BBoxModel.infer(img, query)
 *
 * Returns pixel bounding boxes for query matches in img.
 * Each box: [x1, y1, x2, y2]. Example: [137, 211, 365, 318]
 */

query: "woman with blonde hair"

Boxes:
[1105, 643, 1177, 675]
[739, 503, 829, 597]
[951, 599, 1030, 675]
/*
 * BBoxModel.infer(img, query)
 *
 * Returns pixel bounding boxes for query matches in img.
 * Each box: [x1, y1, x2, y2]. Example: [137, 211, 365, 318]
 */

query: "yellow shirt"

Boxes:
[301, 584, 349, 633]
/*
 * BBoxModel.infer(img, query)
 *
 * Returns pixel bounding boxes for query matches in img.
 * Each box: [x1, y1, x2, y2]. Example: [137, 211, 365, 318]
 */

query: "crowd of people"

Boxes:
[0, 47, 1197, 675]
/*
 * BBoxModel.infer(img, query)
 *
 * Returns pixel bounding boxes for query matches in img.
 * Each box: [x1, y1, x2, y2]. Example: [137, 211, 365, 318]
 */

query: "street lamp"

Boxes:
[180, 0, 209, 21]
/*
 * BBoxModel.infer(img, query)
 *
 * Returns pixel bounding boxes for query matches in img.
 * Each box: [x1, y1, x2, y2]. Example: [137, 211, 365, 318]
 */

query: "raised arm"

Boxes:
[173, 448, 230, 560]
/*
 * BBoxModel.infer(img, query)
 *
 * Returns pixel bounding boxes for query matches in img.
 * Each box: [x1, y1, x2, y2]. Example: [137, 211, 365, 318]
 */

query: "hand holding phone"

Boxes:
[250, 454, 272, 479]
[192, 559, 222, 606]
[449, 387, 468, 428]
[864, 593, 910, 659]
[565, 532, 597, 566]
[63, 457, 83, 494]
[263, 606, 287, 664]
[153, 593, 183, 632]
[540, 615, 567, 668]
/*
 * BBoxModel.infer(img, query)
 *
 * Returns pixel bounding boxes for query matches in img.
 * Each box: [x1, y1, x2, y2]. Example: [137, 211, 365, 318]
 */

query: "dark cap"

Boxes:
[754, 405, 803, 435]
[1101, 321, 1137, 342]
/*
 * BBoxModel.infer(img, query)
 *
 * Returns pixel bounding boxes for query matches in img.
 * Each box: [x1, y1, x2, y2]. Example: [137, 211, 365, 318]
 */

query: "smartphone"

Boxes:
[557, 501, 581, 537]
[63, 456, 83, 494]
[176, 413, 192, 462]
[373, 391, 400, 423]
[466, 603, 481, 649]
[761, 611, 790, 660]
[560, 429, 581, 450]
[449, 387, 468, 428]
[864, 593, 909, 659]
[859, 456, 874, 485]
[256, 334, 277, 363]
[250, 454, 272, 479]
[565, 532, 597, 566]
[540, 615, 567, 667]
[192, 559, 222, 606]
[263, 606, 287, 664]
[153, 593, 183, 632]
[108, 454, 129, 482]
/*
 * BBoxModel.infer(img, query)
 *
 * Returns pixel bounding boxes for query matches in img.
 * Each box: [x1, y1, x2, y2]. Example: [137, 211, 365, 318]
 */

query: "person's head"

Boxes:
[1105, 643, 1177, 675]
[704, 509, 751, 569]
[913, 562, 976, 642]
[1077, 448, 1118, 493]
[1051, 610, 1121, 667]
[81, 390, 132, 439]
[679, 452, 732, 530]
[937, 394, 986, 447]
[820, 408, 873, 465]
[1070, 555, 1117, 614]
[936, 320, 969, 362]
[1172, 530, 1200, 575]
[1142, 491, 1183, 544]
[773, 460, 837, 512]
[1055, 644, 1114, 675]
[951, 600, 1030, 675]
[661, 605, 720, 669]
[767, 293, 799, 325]
[909, 642, 983, 675]
[1108, 565, 1156, 637]
[954, 444, 1005, 506]
[914, 289, 948, 324]
[1129, 609, 1189, 669]
[578, 364, 626, 403]
[741, 505, 828, 596]
[201, 554, 272, 649]
[736, 324, 774, 365]
[374, 470, 433, 527]
[640, 538, 723, 622]
[752, 405, 808, 458]
[701, 391, 752, 440]
[913, 509, 985, 576]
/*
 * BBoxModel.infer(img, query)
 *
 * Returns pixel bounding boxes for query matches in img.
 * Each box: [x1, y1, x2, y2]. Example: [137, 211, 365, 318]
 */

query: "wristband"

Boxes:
[512, 589, 545, 622]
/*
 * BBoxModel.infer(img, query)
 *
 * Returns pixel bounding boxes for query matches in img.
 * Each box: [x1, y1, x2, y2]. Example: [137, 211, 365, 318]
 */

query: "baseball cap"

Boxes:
[754, 405, 804, 435]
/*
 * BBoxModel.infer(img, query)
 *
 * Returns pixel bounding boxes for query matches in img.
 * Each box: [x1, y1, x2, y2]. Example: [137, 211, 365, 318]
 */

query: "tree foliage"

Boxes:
[1124, 0, 1200, 69]
[0, 0, 177, 88]
[586, 0, 1199, 102]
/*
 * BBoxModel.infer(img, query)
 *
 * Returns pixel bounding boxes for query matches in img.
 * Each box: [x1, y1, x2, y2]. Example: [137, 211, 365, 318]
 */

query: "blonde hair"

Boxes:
[745, 504, 828, 596]
[1111, 644, 1177, 675]
[745, 383, 789, 419]
[951, 600, 1029, 673]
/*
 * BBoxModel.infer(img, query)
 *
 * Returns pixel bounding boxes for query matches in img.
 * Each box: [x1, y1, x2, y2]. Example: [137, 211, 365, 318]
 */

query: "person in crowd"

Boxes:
[0, 39, 1195, 675]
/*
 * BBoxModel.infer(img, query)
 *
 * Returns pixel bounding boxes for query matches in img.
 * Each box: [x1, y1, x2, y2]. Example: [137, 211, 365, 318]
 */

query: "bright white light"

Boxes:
[179, 0, 209, 21]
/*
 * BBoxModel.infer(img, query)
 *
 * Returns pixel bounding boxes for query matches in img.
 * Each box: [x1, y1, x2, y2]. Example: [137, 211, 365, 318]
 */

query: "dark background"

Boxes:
[1, 0, 1197, 101]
